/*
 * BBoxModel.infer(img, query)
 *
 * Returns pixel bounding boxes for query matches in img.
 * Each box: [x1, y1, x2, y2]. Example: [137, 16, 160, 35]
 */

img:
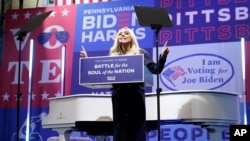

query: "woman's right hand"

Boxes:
[80, 45, 88, 57]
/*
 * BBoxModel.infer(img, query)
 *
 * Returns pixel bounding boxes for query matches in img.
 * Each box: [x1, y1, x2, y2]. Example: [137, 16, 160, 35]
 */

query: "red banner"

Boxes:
[0, 5, 76, 108]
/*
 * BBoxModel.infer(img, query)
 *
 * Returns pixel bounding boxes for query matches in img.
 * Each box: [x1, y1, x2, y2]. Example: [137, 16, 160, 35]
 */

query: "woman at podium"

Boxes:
[80, 27, 169, 141]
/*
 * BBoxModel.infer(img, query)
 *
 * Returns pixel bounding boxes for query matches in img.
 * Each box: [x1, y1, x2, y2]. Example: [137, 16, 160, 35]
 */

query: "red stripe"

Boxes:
[62, 0, 66, 5]
[117, 23, 130, 28]
[54, 0, 67, 5]
[117, 13, 130, 17]
[118, 18, 130, 22]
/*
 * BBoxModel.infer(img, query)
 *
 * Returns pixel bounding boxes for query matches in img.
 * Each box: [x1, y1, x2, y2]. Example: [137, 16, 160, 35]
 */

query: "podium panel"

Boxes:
[79, 55, 153, 88]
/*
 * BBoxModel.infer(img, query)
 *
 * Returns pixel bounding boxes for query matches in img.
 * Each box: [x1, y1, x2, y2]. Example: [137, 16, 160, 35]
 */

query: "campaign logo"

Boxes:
[107, 76, 116, 81]
[160, 53, 234, 90]
[75, 2, 154, 51]
[37, 25, 70, 49]
[81, 7, 146, 42]
[11, 112, 47, 141]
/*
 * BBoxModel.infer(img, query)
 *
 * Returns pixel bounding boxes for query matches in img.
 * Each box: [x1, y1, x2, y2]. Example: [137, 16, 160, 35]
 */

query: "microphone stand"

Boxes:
[16, 31, 27, 141]
[151, 24, 162, 141]
[134, 6, 173, 141]
[12, 10, 52, 141]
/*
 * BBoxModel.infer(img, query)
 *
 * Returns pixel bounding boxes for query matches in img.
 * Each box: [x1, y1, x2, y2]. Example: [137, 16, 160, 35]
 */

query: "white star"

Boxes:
[12, 12, 19, 20]
[54, 91, 63, 97]
[31, 92, 36, 100]
[2, 92, 10, 101]
[24, 11, 31, 19]
[41, 91, 50, 100]
[50, 11, 56, 17]
[61, 8, 69, 16]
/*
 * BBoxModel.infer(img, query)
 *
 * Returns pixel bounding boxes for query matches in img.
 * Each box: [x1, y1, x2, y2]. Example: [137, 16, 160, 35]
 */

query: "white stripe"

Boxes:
[84, 0, 90, 3]
[25, 39, 34, 141]
[66, 0, 72, 5]
[61, 46, 66, 96]
[93, 0, 99, 3]
[74, 0, 80, 4]
[57, 0, 63, 6]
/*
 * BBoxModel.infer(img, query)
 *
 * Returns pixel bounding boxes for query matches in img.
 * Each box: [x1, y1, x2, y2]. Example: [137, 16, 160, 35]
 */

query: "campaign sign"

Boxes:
[79, 55, 152, 88]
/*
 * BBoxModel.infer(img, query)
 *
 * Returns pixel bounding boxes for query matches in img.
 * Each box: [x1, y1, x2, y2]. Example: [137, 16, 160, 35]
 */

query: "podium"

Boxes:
[79, 55, 153, 88]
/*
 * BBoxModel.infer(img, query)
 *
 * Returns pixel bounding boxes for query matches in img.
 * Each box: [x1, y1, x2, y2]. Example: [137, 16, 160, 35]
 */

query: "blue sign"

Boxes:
[74, 0, 155, 52]
[79, 55, 145, 88]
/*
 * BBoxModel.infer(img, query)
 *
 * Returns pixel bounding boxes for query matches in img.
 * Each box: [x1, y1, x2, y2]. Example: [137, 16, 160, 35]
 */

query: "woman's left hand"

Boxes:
[161, 41, 170, 57]
[80, 45, 88, 57]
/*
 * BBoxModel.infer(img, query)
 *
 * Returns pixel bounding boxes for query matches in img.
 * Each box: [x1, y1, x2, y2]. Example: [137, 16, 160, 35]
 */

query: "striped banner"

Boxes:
[54, 0, 112, 6]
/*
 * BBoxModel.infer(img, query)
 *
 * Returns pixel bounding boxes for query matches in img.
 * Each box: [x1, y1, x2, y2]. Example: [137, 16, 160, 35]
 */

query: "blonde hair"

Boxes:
[109, 27, 140, 56]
